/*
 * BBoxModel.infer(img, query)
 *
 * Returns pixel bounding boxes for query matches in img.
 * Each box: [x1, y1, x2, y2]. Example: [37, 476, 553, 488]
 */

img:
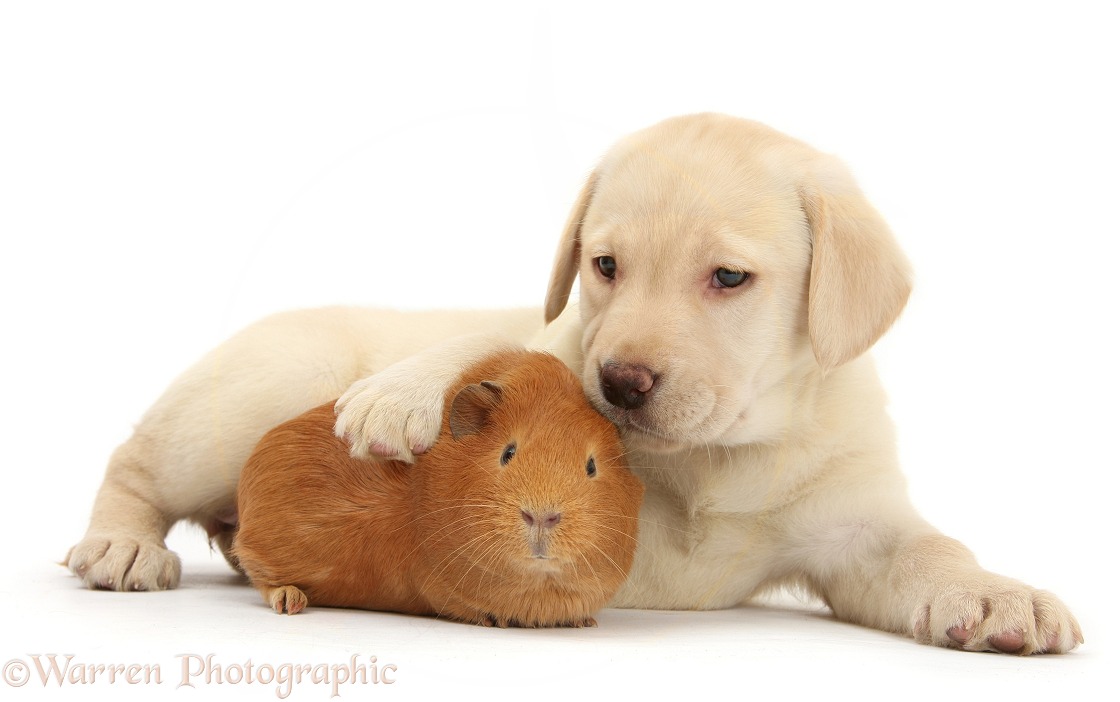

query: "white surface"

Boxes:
[1, 1, 1116, 699]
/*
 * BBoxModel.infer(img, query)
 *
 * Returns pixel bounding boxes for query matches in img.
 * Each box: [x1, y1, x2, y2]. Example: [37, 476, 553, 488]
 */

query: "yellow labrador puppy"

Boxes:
[67, 114, 1081, 654]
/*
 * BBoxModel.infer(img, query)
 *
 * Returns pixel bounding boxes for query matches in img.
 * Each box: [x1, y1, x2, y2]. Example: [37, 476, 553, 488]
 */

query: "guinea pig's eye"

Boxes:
[712, 268, 750, 289]
[586, 457, 597, 478]
[595, 256, 617, 280]
[501, 443, 516, 466]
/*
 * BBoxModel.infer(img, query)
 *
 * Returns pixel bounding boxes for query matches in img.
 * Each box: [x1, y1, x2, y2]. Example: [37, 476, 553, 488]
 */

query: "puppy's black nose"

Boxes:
[600, 362, 657, 410]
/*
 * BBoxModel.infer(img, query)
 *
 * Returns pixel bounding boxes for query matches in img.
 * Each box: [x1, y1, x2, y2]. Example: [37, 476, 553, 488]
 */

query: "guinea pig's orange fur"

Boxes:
[233, 350, 643, 627]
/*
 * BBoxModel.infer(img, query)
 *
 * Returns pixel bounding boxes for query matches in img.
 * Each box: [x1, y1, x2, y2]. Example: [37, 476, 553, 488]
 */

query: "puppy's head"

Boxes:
[545, 113, 911, 452]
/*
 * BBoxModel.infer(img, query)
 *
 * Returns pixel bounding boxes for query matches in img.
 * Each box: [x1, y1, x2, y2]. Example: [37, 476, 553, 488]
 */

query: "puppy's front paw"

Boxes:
[64, 534, 182, 591]
[912, 575, 1082, 654]
[333, 366, 446, 463]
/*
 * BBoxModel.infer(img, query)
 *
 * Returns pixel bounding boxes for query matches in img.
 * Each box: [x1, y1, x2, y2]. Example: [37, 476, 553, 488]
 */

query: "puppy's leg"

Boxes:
[66, 308, 376, 591]
[335, 333, 519, 462]
[64, 443, 181, 591]
[67, 308, 540, 591]
[787, 499, 1082, 654]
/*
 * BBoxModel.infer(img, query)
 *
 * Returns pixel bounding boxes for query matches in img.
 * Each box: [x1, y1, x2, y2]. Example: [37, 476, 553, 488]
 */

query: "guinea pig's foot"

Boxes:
[476, 614, 511, 628]
[265, 585, 308, 615]
[474, 614, 598, 628]
[535, 617, 599, 628]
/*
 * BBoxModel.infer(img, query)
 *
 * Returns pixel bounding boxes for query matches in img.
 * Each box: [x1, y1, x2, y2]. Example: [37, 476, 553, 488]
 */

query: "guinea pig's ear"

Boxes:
[449, 381, 503, 439]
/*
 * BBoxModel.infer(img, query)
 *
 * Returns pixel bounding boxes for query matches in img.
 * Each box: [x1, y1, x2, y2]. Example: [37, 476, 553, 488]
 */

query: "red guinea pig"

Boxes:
[233, 350, 643, 627]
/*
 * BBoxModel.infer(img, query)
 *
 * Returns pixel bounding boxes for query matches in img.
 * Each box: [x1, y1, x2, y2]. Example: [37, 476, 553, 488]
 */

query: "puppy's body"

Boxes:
[337, 115, 1081, 654]
[68, 114, 1081, 654]
[67, 307, 541, 589]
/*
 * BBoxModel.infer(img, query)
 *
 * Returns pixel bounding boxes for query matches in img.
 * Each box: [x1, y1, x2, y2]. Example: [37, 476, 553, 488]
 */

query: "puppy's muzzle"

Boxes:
[600, 362, 657, 410]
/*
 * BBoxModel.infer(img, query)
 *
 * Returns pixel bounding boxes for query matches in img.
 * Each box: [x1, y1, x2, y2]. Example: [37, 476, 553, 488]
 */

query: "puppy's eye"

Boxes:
[595, 256, 617, 280]
[713, 268, 750, 288]
[501, 444, 516, 466]
[586, 457, 597, 478]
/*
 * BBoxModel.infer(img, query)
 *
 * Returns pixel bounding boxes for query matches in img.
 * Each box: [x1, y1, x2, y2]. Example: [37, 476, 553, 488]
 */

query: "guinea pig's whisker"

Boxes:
[387, 502, 493, 536]
[472, 539, 503, 603]
[626, 461, 684, 477]
[399, 510, 498, 564]
[422, 529, 496, 602]
[454, 525, 510, 577]
[584, 539, 630, 582]
[406, 506, 495, 538]
[580, 510, 642, 523]
[465, 531, 524, 616]
[447, 534, 505, 608]
[573, 553, 600, 600]
[581, 509, 690, 537]
[470, 533, 514, 602]
[459, 452, 504, 476]
[574, 549, 610, 604]
[579, 521, 641, 546]
[598, 448, 634, 464]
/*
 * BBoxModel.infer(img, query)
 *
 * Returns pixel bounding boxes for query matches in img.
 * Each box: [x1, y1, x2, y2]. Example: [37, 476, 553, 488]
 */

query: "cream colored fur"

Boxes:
[68, 114, 1080, 654]
[65, 308, 538, 589]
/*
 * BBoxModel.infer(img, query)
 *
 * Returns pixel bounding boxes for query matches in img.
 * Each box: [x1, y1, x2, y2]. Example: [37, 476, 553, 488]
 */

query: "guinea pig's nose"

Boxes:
[521, 509, 562, 530]
[600, 362, 657, 410]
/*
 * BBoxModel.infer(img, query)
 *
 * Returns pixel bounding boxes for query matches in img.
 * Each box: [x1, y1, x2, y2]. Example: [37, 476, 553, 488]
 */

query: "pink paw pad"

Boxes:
[947, 625, 972, 645]
[947, 625, 1026, 653]
[987, 631, 1025, 653]
[368, 442, 396, 458]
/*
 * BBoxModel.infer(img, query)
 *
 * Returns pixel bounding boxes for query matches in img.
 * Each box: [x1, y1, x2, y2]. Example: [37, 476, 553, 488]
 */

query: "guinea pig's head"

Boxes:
[412, 351, 643, 627]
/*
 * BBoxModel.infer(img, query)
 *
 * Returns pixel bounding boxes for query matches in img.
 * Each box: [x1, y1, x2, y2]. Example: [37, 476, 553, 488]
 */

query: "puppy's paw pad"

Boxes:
[988, 630, 1026, 653]
[946, 624, 972, 646]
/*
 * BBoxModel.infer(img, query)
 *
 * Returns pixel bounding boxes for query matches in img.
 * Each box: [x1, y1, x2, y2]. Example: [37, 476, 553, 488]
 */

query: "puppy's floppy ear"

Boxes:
[801, 158, 912, 372]
[545, 170, 598, 323]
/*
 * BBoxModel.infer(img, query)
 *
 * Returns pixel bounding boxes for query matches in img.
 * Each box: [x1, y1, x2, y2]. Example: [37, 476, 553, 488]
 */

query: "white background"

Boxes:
[1, 1, 1117, 699]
